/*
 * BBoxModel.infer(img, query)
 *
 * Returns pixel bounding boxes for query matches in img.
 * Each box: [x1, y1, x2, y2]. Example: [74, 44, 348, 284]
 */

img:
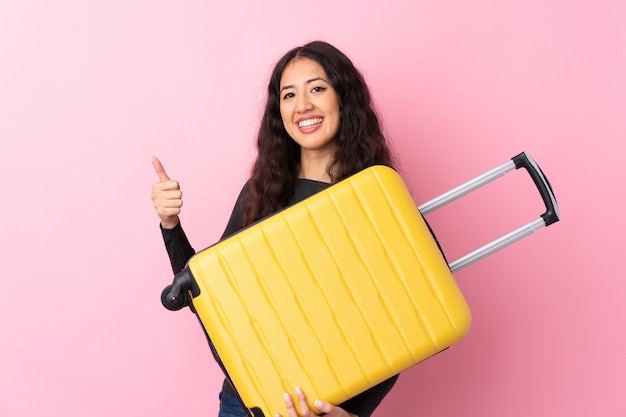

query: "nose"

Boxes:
[295, 94, 313, 113]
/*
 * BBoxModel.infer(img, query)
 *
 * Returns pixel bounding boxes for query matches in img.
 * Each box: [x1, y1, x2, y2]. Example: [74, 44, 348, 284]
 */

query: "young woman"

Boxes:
[151, 40, 398, 417]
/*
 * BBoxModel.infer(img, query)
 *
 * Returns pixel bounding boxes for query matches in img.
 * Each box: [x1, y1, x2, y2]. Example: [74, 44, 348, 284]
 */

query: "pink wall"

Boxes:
[1, 0, 624, 416]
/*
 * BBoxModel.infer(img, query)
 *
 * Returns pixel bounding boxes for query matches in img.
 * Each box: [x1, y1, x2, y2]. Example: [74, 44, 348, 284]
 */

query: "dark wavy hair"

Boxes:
[243, 40, 395, 226]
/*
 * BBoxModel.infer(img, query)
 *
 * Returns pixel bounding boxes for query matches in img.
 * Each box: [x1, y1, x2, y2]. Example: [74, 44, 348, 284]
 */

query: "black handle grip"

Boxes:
[512, 152, 560, 226]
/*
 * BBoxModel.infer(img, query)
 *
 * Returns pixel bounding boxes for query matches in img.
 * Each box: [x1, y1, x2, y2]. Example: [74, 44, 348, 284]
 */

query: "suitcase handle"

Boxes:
[418, 152, 560, 272]
[511, 152, 559, 226]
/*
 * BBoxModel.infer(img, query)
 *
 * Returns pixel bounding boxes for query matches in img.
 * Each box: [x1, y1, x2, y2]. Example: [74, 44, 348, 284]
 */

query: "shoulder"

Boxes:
[234, 178, 252, 204]
[220, 179, 252, 240]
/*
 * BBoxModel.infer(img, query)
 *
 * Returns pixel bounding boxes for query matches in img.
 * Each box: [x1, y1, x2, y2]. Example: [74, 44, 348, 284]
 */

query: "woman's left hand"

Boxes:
[275, 387, 358, 417]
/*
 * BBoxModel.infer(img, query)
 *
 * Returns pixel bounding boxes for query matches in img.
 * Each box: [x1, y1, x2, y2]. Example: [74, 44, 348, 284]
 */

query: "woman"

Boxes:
[151, 40, 398, 417]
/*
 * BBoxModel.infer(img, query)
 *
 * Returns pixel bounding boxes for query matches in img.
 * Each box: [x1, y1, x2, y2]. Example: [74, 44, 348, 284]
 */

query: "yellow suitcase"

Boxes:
[161, 152, 559, 417]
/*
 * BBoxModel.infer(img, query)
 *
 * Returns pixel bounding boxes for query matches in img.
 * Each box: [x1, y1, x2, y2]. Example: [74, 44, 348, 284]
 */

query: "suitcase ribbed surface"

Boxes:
[188, 166, 471, 416]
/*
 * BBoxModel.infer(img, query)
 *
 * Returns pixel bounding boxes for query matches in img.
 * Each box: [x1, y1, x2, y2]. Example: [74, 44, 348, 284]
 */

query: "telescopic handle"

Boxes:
[418, 152, 560, 273]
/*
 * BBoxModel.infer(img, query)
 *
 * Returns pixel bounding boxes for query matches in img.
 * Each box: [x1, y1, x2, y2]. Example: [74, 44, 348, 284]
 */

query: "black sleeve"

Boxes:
[160, 180, 251, 274]
[339, 374, 399, 417]
[161, 222, 195, 274]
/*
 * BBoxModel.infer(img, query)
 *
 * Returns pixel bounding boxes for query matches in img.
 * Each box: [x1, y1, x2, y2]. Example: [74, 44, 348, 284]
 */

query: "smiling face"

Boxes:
[279, 57, 341, 158]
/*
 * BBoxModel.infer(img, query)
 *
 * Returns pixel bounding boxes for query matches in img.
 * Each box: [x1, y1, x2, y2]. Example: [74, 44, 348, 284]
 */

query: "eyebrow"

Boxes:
[280, 77, 328, 93]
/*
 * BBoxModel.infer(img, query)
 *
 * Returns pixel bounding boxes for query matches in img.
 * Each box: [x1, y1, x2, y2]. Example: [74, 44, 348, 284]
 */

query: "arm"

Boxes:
[150, 156, 250, 272]
[161, 222, 195, 274]
[151, 157, 194, 273]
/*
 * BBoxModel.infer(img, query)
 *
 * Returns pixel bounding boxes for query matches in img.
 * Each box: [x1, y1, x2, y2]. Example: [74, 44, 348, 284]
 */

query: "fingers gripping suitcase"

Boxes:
[160, 152, 560, 417]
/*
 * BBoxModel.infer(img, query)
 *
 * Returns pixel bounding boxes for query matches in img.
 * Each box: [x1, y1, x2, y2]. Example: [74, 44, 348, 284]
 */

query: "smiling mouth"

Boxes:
[298, 117, 323, 128]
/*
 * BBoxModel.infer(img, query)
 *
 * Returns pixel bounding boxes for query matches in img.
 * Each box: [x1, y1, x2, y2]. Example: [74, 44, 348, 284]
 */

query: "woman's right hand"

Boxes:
[151, 157, 183, 229]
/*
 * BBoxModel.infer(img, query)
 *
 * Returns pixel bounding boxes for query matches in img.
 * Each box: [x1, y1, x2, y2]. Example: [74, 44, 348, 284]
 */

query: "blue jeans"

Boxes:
[218, 391, 248, 417]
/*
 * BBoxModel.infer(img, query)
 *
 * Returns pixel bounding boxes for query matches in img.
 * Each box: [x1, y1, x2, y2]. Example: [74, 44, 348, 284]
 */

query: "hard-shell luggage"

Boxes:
[160, 152, 560, 417]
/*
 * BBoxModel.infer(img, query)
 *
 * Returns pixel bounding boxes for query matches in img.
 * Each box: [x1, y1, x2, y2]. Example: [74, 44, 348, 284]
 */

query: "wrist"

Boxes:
[161, 216, 180, 229]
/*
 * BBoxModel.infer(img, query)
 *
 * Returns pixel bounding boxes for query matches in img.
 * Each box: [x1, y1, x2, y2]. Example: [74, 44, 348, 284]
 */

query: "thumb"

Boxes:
[151, 156, 171, 181]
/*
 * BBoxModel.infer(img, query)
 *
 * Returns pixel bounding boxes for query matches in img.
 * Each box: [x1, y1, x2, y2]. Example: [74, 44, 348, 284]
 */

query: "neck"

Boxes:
[298, 149, 333, 183]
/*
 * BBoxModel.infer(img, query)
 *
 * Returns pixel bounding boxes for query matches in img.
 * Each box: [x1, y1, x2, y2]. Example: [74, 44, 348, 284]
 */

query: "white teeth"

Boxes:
[298, 118, 323, 128]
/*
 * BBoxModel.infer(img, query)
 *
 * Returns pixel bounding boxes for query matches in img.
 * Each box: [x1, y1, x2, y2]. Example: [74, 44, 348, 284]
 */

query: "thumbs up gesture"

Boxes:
[151, 157, 183, 229]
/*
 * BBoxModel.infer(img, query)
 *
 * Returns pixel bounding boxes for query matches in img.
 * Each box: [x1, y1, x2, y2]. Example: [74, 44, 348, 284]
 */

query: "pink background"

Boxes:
[1, 0, 624, 416]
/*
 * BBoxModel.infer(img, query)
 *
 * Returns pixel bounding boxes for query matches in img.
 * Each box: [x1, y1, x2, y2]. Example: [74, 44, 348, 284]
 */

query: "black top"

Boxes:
[161, 178, 398, 417]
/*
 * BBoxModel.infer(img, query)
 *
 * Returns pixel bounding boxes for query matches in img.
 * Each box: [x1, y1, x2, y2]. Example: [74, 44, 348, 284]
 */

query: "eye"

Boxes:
[311, 86, 326, 93]
[282, 92, 295, 100]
